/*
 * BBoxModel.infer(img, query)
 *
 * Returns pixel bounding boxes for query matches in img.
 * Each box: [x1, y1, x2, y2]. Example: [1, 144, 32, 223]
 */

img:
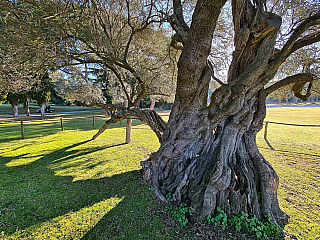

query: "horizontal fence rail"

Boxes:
[266, 121, 320, 127]
[263, 121, 320, 140]
[0, 115, 111, 139]
[1, 115, 318, 140]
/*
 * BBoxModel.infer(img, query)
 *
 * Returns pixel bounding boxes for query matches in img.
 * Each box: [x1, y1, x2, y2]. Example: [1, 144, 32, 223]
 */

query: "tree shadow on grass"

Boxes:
[261, 139, 320, 158]
[0, 140, 173, 240]
[0, 123, 61, 143]
[0, 119, 145, 144]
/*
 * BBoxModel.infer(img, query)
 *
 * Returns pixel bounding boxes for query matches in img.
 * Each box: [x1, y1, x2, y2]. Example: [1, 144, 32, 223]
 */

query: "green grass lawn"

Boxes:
[0, 118, 177, 239]
[257, 107, 320, 239]
[0, 107, 319, 239]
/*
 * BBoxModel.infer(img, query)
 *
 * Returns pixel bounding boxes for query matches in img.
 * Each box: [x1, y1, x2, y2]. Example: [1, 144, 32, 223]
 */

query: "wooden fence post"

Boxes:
[264, 121, 269, 139]
[21, 120, 25, 139]
[60, 117, 64, 131]
[125, 119, 132, 144]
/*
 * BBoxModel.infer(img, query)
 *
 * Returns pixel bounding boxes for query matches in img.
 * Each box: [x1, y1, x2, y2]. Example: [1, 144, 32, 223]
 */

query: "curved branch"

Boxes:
[123, 29, 135, 62]
[168, 0, 189, 44]
[291, 32, 320, 54]
[105, 64, 132, 105]
[272, 11, 320, 63]
[292, 81, 313, 101]
[132, 83, 146, 107]
[207, 59, 225, 86]
[265, 73, 319, 100]
[92, 108, 167, 142]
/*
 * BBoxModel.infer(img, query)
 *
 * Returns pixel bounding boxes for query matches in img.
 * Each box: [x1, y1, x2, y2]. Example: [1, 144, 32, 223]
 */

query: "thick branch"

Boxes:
[265, 73, 318, 100]
[168, 0, 189, 44]
[291, 32, 320, 53]
[272, 11, 320, 63]
[176, 0, 227, 101]
[92, 117, 123, 140]
[92, 108, 167, 142]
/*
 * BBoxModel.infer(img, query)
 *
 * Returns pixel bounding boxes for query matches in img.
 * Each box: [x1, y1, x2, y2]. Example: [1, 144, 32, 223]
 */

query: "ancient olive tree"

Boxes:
[138, 0, 320, 227]
[1, 0, 320, 228]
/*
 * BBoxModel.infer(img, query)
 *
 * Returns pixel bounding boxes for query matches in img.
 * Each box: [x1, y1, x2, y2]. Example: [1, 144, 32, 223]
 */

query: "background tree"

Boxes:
[6, 92, 26, 118]
[1, 0, 177, 142]
[31, 72, 51, 118]
[0, 92, 7, 105]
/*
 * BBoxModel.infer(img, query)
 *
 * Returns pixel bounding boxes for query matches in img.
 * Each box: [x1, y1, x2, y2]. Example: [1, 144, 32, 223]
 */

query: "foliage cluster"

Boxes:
[0, 0, 178, 107]
[2, 72, 52, 117]
[206, 207, 282, 239]
[165, 193, 193, 227]
[31, 72, 51, 105]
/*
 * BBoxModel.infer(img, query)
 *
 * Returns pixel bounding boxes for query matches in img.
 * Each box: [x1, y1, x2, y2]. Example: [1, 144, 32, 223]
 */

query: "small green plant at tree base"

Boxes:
[206, 207, 228, 230]
[229, 212, 281, 239]
[166, 192, 174, 202]
[165, 193, 193, 227]
[206, 208, 282, 239]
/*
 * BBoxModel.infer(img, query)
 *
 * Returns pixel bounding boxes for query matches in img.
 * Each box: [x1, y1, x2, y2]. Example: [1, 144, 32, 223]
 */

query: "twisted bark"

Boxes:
[141, 0, 291, 227]
[142, 90, 288, 226]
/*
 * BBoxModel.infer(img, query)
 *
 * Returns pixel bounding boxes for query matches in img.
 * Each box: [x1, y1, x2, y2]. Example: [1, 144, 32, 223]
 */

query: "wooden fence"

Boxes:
[0, 115, 109, 139]
[2, 116, 319, 140]
[263, 121, 320, 140]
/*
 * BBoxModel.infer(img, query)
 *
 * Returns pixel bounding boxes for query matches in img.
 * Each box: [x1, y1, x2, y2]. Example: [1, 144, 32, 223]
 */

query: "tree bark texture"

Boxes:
[12, 105, 18, 118]
[141, 0, 290, 226]
[24, 101, 30, 116]
[126, 119, 132, 144]
[40, 103, 45, 118]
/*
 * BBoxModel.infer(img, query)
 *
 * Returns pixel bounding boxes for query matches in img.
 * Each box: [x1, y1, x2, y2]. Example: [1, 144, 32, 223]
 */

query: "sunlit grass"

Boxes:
[0, 107, 319, 239]
[0, 120, 175, 239]
[6, 197, 123, 240]
[257, 107, 320, 239]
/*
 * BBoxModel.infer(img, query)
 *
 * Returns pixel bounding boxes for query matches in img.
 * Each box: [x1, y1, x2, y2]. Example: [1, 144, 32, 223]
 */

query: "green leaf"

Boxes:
[74, 3, 80, 10]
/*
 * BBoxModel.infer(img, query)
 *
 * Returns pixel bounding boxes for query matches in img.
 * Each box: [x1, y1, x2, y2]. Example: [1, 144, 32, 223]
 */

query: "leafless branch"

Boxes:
[207, 59, 225, 85]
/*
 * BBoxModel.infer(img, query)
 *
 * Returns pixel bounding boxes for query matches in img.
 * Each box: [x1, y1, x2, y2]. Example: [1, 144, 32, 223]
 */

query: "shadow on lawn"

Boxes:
[262, 139, 320, 158]
[0, 119, 145, 144]
[1, 140, 171, 239]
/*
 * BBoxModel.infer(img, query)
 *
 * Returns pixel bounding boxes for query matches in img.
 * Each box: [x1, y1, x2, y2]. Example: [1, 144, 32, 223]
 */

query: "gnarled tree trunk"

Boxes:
[143, 90, 287, 223]
[141, 0, 290, 227]
[92, 0, 319, 228]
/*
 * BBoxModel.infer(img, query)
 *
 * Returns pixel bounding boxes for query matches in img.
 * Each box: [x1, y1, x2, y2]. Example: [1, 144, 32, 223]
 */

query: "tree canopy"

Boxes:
[0, 0, 178, 106]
